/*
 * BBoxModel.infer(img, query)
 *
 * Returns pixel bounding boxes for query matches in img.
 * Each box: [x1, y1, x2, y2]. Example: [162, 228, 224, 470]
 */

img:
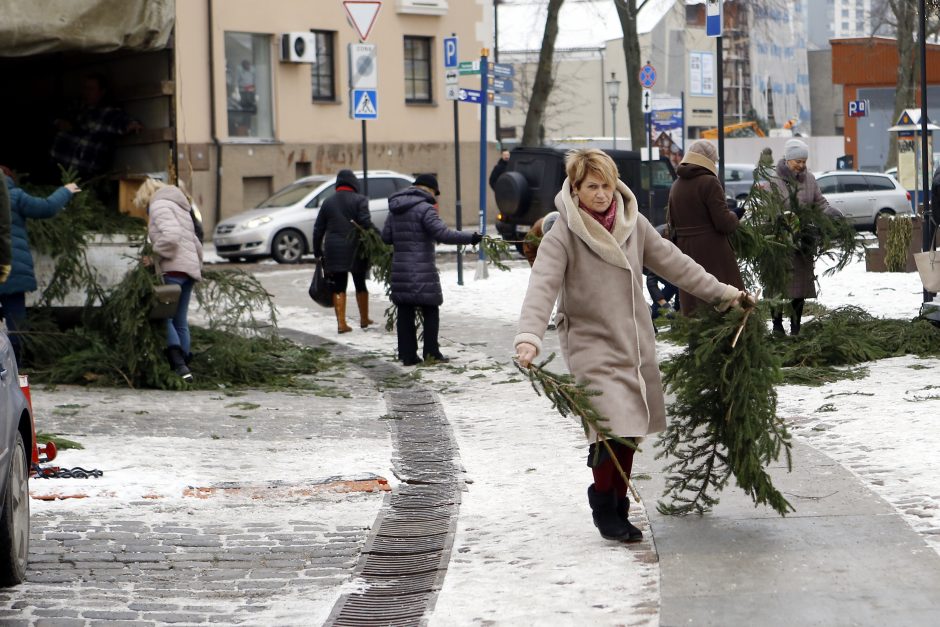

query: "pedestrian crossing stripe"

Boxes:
[353, 90, 377, 118]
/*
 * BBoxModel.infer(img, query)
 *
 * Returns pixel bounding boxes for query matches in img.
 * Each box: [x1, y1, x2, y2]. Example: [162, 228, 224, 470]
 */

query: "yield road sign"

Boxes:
[343, 1, 382, 41]
[492, 63, 514, 78]
[348, 43, 377, 89]
[459, 60, 480, 75]
[639, 64, 656, 88]
[445, 69, 458, 85]
[706, 0, 723, 37]
[492, 77, 513, 93]
[492, 93, 514, 108]
[352, 89, 378, 119]
[457, 88, 483, 104]
[444, 37, 458, 69]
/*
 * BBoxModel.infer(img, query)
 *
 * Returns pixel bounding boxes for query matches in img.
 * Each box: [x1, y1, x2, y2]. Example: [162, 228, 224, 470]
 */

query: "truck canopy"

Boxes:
[0, 0, 174, 57]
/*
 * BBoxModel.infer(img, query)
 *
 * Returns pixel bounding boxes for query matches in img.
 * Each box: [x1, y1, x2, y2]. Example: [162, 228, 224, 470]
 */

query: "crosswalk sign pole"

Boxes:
[361, 120, 368, 196]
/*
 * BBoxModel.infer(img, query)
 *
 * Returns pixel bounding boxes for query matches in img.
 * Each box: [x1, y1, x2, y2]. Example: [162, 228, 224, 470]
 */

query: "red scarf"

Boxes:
[580, 198, 618, 233]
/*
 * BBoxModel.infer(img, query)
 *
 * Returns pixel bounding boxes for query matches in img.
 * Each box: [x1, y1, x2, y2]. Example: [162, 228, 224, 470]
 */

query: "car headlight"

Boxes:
[240, 215, 272, 230]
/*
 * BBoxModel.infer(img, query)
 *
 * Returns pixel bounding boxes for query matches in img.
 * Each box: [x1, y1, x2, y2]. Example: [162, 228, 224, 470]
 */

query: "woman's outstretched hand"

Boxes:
[515, 342, 537, 368]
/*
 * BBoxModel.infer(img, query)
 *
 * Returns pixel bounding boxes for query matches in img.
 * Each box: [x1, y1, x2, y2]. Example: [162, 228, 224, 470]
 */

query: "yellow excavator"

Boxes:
[701, 121, 767, 139]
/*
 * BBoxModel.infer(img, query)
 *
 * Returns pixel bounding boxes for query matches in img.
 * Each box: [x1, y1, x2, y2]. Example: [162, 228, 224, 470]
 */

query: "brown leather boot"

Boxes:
[333, 293, 352, 333]
[356, 292, 373, 328]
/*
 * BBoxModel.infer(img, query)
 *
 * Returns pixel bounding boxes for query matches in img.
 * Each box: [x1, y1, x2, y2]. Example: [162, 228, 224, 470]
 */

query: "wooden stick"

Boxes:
[730, 290, 761, 349]
[599, 437, 642, 503]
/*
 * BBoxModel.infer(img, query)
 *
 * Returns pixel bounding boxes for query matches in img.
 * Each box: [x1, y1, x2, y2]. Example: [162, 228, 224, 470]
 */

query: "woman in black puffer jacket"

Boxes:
[382, 174, 481, 366]
[313, 169, 375, 333]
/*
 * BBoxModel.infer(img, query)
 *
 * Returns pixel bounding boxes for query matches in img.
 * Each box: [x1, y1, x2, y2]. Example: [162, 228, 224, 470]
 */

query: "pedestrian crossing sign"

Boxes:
[352, 89, 378, 120]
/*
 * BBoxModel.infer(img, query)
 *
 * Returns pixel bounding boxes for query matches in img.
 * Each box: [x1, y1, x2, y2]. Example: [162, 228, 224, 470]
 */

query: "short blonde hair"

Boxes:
[565, 148, 618, 190]
[133, 178, 168, 210]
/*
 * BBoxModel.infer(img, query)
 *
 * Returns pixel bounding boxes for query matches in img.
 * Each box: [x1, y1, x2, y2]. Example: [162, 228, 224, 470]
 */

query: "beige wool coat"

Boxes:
[514, 178, 740, 441]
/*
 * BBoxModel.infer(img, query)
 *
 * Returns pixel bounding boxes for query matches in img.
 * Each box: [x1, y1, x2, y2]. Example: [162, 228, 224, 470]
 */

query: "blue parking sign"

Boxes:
[444, 37, 458, 69]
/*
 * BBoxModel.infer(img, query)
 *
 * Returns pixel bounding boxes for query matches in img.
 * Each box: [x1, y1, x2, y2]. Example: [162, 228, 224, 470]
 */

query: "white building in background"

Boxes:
[806, 0, 889, 50]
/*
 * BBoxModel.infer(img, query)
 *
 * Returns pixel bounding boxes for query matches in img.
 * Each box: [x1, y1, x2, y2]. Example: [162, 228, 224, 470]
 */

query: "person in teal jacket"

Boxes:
[0, 171, 79, 366]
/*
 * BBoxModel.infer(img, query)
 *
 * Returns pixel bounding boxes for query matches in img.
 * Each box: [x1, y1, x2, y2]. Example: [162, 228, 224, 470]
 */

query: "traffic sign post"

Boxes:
[352, 89, 378, 119]
[343, 1, 382, 41]
[706, 0, 723, 37]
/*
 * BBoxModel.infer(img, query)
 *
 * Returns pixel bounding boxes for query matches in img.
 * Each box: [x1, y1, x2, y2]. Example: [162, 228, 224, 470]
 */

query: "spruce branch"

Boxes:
[657, 304, 794, 516]
[478, 235, 514, 271]
[514, 354, 640, 500]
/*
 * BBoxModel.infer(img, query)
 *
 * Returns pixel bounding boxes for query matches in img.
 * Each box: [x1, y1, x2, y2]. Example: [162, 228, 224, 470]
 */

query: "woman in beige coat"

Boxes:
[515, 149, 750, 542]
[136, 179, 204, 382]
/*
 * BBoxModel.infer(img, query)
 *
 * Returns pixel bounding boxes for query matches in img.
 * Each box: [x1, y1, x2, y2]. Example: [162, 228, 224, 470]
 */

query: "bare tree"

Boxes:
[521, 0, 565, 146]
[614, 0, 649, 150]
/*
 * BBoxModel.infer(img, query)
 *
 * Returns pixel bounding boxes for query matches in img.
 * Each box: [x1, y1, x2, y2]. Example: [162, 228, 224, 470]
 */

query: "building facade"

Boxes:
[175, 0, 497, 231]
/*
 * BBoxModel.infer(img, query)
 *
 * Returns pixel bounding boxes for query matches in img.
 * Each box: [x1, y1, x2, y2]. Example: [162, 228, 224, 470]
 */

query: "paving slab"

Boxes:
[636, 440, 940, 626]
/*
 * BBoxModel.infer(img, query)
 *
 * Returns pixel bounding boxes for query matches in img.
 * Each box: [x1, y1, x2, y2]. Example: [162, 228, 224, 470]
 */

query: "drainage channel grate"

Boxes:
[325, 380, 463, 627]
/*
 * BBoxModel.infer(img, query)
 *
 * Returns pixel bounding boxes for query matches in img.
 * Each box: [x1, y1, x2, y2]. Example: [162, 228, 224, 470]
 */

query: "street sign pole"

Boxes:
[707, 0, 725, 188]
[445, 34, 464, 285]
[475, 49, 489, 280]
[361, 120, 368, 196]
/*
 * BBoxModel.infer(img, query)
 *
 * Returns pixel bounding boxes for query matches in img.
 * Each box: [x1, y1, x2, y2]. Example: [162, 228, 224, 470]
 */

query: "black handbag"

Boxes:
[308, 258, 334, 308]
[149, 259, 182, 320]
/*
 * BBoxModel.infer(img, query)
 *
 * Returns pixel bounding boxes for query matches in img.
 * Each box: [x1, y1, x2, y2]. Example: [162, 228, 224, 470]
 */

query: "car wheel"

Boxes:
[271, 229, 306, 264]
[872, 209, 895, 233]
[0, 431, 29, 587]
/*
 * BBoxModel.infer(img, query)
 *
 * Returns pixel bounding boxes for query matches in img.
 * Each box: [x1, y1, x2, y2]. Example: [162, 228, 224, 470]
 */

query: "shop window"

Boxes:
[404, 36, 432, 103]
[225, 32, 274, 139]
[311, 30, 336, 102]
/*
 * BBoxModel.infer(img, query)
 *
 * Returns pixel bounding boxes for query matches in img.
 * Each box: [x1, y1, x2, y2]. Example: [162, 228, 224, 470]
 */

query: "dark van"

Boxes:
[493, 147, 676, 245]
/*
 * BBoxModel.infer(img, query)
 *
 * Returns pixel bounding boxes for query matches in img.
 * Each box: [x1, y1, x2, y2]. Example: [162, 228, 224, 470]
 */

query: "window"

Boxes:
[817, 176, 840, 194]
[865, 175, 896, 191]
[837, 175, 869, 193]
[404, 36, 432, 103]
[311, 30, 336, 101]
[225, 32, 274, 139]
[366, 178, 399, 200]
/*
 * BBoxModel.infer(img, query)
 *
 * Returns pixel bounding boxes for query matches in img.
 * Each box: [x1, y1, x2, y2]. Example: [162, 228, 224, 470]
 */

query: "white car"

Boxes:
[213, 170, 414, 263]
[815, 171, 912, 231]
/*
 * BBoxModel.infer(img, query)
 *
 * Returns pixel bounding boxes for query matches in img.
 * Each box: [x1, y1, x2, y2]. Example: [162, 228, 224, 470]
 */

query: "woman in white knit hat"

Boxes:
[766, 139, 843, 335]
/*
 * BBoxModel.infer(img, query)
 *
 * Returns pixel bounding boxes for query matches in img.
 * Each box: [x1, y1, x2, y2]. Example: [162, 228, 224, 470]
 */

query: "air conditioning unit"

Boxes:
[396, 0, 448, 16]
[280, 32, 317, 63]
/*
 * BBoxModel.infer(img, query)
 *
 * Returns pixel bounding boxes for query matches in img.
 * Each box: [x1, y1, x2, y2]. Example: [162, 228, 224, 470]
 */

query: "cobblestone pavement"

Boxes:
[2, 362, 394, 625]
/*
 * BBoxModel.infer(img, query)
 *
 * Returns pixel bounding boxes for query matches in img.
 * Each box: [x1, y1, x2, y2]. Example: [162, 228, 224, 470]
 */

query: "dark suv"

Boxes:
[493, 147, 677, 244]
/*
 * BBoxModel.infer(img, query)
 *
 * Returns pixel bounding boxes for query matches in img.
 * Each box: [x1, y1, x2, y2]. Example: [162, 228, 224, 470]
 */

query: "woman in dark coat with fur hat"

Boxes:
[667, 140, 745, 316]
[382, 174, 481, 366]
[313, 169, 375, 333]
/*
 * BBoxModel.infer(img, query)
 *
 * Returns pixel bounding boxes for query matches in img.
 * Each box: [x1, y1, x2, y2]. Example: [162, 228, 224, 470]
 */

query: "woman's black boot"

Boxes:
[587, 484, 631, 541]
[615, 497, 644, 542]
[165, 346, 194, 382]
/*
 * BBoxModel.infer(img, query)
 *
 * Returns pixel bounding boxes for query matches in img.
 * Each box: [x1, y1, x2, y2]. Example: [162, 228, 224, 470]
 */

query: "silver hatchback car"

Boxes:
[213, 170, 414, 263]
[815, 171, 912, 231]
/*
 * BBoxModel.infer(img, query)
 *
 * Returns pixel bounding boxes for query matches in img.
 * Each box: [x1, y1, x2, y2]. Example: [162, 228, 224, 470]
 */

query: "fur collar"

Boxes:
[680, 151, 718, 175]
[554, 178, 638, 270]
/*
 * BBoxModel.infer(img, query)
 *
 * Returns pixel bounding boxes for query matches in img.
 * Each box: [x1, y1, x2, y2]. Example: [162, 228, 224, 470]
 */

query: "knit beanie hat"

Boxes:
[784, 139, 809, 161]
[680, 139, 718, 175]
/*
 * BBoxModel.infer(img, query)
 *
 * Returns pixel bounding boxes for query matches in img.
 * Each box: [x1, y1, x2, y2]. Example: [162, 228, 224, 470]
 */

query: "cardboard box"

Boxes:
[118, 177, 149, 219]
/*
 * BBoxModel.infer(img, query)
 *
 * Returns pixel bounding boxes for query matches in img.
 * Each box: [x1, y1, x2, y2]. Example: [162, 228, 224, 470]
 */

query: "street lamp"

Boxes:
[606, 73, 621, 150]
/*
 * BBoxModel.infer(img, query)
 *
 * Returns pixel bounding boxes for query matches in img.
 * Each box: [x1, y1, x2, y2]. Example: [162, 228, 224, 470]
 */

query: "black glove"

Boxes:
[470, 232, 483, 245]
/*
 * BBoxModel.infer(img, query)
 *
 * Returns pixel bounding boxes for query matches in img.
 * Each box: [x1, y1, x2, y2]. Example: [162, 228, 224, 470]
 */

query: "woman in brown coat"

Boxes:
[667, 140, 745, 316]
[514, 149, 751, 543]
[765, 139, 844, 335]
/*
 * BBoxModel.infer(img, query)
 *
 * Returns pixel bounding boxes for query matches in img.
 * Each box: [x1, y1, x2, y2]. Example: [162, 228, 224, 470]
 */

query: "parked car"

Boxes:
[723, 163, 757, 200]
[213, 170, 414, 263]
[885, 166, 898, 180]
[493, 147, 677, 247]
[815, 171, 912, 231]
[0, 332, 32, 587]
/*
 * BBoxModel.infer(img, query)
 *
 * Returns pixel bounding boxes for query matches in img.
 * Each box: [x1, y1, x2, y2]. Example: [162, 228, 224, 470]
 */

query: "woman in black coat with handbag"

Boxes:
[313, 169, 375, 333]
